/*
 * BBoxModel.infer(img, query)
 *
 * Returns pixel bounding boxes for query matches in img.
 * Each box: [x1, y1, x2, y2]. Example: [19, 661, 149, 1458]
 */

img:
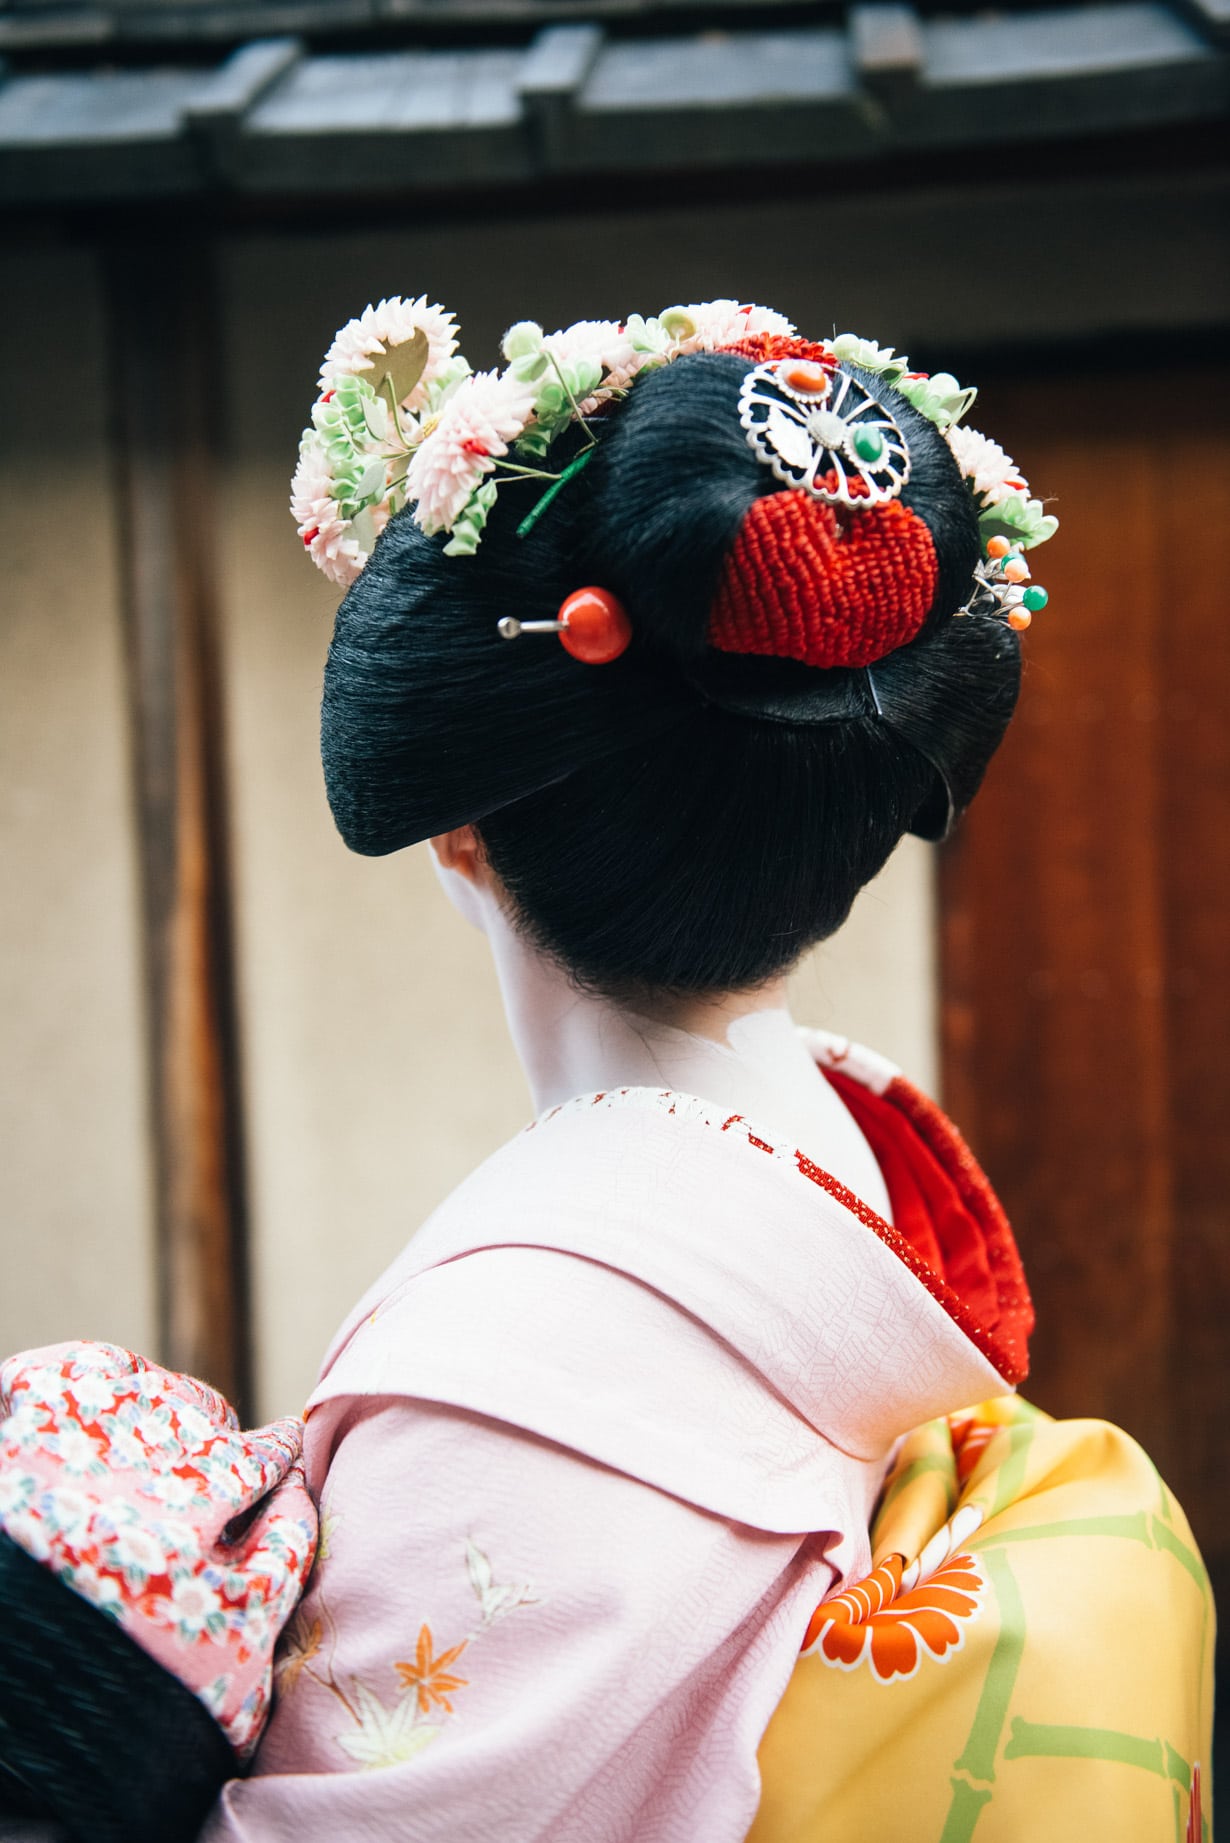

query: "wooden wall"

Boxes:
[941, 365, 1230, 1604]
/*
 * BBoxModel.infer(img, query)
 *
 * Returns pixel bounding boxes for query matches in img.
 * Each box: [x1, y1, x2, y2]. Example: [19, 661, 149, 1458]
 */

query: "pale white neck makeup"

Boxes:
[430, 843, 893, 1222]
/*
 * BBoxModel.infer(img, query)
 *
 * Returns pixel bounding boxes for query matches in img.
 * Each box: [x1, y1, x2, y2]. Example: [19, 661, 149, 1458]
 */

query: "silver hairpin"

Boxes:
[738, 362, 910, 508]
[498, 616, 564, 640]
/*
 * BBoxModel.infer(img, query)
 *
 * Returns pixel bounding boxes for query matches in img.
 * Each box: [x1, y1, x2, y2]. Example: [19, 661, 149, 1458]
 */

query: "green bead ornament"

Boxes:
[1022, 586, 1049, 612]
[851, 426, 885, 463]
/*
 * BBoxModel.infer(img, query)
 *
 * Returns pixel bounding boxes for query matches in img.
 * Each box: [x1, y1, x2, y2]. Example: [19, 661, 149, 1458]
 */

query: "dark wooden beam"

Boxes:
[517, 23, 604, 170]
[105, 237, 252, 1417]
[849, 3, 923, 101]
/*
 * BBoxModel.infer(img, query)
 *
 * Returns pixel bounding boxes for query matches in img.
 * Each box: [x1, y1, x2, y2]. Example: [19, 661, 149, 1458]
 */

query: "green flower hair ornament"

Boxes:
[291, 299, 1057, 595]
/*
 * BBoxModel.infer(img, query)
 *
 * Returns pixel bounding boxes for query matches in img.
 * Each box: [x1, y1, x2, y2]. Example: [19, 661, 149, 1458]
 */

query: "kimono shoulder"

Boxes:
[305, 1069, 1014, 1535]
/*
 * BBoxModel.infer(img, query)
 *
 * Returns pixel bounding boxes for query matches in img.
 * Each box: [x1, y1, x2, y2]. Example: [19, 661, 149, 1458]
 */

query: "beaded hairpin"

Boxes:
[959, 534, 1050, 632]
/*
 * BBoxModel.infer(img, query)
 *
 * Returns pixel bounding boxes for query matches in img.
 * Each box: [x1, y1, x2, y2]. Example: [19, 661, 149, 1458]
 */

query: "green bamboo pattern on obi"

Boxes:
[1004, 1723, 1208, 1843]
[937, 1550, 1025, 1843]
[987, 1422, 1035, 1518]
[877, 1449, 958, 1520]
[1004, 1721, 1189, 1780]
[1151, 1517, 1212, 1596]
[981, 1507, 1208, 1598]
[983, 1512, 1151, 1547]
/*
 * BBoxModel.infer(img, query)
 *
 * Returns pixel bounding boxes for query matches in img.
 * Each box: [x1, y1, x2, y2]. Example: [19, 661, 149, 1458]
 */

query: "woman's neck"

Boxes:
[475, 883, 893, 1220]
[488, 915, 790, 1114]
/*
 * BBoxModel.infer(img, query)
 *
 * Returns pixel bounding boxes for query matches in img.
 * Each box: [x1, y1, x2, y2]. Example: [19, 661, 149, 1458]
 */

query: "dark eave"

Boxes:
[0, 1, 1226, 204]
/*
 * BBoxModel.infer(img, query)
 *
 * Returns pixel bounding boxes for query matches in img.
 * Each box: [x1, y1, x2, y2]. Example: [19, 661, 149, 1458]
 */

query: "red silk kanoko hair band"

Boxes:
[707, 331, 937, 671]
[709, 492, 939, 672]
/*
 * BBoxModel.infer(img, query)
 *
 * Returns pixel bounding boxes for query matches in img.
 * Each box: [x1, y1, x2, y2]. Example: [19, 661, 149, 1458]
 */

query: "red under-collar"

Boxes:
[819, 1067, 1034, 1385]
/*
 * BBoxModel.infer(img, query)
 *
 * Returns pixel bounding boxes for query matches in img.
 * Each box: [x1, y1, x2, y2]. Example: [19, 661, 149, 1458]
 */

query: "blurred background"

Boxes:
[0, 0, 1226, 1756]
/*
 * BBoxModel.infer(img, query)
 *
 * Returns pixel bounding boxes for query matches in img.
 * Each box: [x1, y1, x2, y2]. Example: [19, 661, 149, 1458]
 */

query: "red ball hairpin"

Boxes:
[498, 587, 633, 665]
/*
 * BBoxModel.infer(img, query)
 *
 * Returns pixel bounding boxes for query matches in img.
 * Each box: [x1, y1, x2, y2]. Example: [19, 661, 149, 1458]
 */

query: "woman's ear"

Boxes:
[428, 826, 492, 933]
[429, 824, 489, 887]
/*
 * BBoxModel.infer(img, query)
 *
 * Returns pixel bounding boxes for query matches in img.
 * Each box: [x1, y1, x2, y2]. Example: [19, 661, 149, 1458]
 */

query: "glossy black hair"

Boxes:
[321, 352, 1020, 998]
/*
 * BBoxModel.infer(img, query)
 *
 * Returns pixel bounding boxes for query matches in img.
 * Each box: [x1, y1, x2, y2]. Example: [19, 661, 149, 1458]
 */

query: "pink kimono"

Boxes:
[203, 1033, 1031, 1842]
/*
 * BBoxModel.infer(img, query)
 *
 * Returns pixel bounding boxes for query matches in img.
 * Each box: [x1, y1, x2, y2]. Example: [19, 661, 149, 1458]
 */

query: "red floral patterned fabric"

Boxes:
[0, 1342, 317, 1756]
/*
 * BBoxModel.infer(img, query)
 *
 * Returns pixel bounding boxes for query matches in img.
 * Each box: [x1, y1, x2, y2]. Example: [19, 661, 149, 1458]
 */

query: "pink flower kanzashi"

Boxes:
[290, 435, 369, 589]
[318, 296, 459, 413]
[663, 300, 795, 356]
[543, 318, 643, 402]
[946, 424, 1029, 507]
[542, 318, 627, 368]
[407, 369, 537, 537]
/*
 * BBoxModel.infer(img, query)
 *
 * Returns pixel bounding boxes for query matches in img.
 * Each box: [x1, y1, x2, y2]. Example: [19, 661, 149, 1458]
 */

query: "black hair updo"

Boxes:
[321, 351, 1020, 999]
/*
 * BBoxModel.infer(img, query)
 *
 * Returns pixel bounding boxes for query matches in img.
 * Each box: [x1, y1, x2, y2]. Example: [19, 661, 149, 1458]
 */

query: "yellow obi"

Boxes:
[753, 1397, 1213, 1843]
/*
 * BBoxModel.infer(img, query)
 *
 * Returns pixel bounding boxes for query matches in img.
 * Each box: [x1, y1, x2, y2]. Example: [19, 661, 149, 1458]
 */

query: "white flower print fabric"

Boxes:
[0, 1342, 317, 1757]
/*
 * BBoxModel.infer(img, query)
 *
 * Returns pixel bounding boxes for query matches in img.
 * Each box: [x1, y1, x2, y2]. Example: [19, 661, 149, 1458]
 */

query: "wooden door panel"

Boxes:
[940, 368, 1229, 1585]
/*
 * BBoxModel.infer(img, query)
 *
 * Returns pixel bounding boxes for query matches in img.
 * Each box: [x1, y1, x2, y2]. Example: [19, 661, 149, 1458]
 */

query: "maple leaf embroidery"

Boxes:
[275, 1610, 323, 1694]
[315, 1497, 340, 1568]
[334, 1681, 440, 1770]
[395, 1624, 469, 1715]
[466, 1538, 539, 1626]
[315, 1538, 542, 1771]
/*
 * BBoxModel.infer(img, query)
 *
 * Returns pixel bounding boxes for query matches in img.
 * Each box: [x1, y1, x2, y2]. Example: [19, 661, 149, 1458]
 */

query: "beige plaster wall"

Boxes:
[217, 460, 535, 1419]
[219, 225, 938, 1418]
[789, 839, 936, 1088]
[0, 249, 156, 1361]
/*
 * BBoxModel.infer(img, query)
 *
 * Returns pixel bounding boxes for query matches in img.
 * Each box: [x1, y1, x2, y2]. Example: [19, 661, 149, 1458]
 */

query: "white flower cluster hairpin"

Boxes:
[291, 297, 794, 584]
[291, 301, 1057, 589]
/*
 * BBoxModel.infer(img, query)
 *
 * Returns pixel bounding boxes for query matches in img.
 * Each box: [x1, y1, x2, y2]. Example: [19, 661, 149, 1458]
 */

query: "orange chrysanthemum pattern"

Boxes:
[802, 1548, 985, 1683]
[949, 1411, 1003, 1486]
